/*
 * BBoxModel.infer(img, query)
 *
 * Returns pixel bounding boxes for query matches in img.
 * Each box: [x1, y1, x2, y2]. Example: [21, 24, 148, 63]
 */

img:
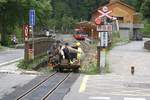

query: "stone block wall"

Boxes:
[25, 37, 55, 61]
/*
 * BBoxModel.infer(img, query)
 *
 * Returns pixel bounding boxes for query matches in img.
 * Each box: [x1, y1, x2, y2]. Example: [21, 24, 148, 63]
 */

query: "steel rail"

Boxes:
[41, 72, 71, 100]
[16, 72, 57, 100]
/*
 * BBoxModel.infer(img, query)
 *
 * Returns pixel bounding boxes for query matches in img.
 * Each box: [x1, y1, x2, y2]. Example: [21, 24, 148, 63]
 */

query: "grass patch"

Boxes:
[81, 60, 110, 74]
[0, 44, 2, 49]
[17, 56, 48, 70]
[81, 59, 100, 75]
[109, 31, 130, 50]
[143, 35, 150, 38]
[0, 45, 7, 51]
[104, 58, 111, 73]
[38, 67, 53, 74]
[141, 21, 150, 37]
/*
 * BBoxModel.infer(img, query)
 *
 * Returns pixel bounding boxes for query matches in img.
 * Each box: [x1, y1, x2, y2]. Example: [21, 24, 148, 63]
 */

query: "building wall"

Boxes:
[108, 3, 135, 23]
[91, 2, 136, 24]
[90, 1, 140, 39]
[133, 13, 141, 24]
[90, 1, 143, 39]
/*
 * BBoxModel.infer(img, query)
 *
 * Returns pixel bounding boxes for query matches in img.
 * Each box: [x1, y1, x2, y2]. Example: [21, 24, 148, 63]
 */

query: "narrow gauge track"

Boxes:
[16, 72, 71, 100]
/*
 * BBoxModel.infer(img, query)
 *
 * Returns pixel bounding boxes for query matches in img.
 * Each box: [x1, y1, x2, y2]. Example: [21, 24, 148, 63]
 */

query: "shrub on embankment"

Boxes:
[109, 31, 130, 50]
[81, 59, 99, 75]
[17, 37, 55, 70]
[0, 45, 2, 49]
[141, 22, 150, 38]
[80, 42, 100, 75]
[17, 56, 48, 70]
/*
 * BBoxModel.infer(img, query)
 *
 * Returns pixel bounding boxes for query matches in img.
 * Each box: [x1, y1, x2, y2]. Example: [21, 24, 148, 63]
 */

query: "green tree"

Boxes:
[50, 0, 108, 30]
[0, 0, 52, 46]
[140, 0, 150, 36]
[135, 0, 143, 12]
[140, 0, 150, 21]
[61, 15, 77, 31]
[141, 22, 150, 36]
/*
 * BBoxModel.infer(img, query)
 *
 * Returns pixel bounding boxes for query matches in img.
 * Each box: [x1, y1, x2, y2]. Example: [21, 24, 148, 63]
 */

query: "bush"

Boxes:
[81, 60, 100, 75]
[13, 25, 23, 43]
[141, 22, 150, 37]
[110, 31, 130, 48]
[17, 60, 30, 69]
[1, 25, 23, 46]
[6, 35, 12, 46]
[17, 56, 48, 70]
[0, 32, 1, 43]
[112, 31, 120, 44]
[0, 45, 2, 49]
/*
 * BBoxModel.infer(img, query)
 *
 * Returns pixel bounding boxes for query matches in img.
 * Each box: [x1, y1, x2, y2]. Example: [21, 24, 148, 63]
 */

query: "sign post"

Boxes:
[29, 9, 35, 59]
[29, 9, 35, 26]
[23, 24, 29, 41]
[23, 24, 29, 61]
[95, 6, 115, 74]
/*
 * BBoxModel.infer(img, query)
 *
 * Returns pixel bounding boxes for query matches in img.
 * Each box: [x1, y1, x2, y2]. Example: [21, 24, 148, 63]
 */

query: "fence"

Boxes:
[25, 37, 55, 61]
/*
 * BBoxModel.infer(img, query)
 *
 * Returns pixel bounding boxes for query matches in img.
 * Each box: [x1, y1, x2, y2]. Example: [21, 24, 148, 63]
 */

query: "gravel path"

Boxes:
[108, 38, 150, 76]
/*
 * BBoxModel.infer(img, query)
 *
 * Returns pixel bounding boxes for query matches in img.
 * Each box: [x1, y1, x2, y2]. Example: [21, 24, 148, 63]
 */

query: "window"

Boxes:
[117, 17, 124, 23]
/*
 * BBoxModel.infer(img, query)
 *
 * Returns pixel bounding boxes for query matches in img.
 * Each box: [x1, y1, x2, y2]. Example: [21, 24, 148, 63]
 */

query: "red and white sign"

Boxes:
[23, 24, 29, 41]
[102, 6, 108, 12]
[95, 17, 101, 25]
[95, 6, 116, 20]
[97, 25, 112, 32]
[98, 9, 112, 19]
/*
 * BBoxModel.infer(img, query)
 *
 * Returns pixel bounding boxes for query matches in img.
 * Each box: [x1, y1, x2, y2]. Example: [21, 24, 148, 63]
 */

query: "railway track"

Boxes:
[16, 72, 72, 100]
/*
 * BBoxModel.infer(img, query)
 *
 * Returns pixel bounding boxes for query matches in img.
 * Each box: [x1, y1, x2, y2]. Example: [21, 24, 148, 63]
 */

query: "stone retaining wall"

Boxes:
[25, 37, 55, 61]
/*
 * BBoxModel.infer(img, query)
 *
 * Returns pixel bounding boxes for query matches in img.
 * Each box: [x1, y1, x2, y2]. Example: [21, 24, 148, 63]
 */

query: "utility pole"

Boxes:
[95, 6, 115, 74]
[29, 9, 35, 59]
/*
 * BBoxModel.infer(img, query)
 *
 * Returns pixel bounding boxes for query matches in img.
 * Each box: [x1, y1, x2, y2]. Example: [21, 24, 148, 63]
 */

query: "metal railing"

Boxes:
[119, 23, 144, 29]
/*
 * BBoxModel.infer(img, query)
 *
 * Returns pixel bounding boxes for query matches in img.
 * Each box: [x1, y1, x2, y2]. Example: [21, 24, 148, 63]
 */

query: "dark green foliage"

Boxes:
[0, 0, 52, 46]
[141, 22, 150, 37]
[18, 56, 48, 70]
[0, 0, 149, 46]
[140, 0, 150, 36]
[140, 0, 150, 20]
[135, 0, 143, 12]
[81, 60, 100, 75]
[17, 60, 30, 69]
[49, 0, 108, 31]
[122, 0, 149, 21]
[122, 0, 139, 9]
[51, 0, 108, 20]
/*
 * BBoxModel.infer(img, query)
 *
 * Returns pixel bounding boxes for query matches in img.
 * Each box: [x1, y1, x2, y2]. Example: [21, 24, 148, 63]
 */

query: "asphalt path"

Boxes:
[63, 39, 150, 100]
[0, 73, 37, 99]
[0, 49, 24, 64]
